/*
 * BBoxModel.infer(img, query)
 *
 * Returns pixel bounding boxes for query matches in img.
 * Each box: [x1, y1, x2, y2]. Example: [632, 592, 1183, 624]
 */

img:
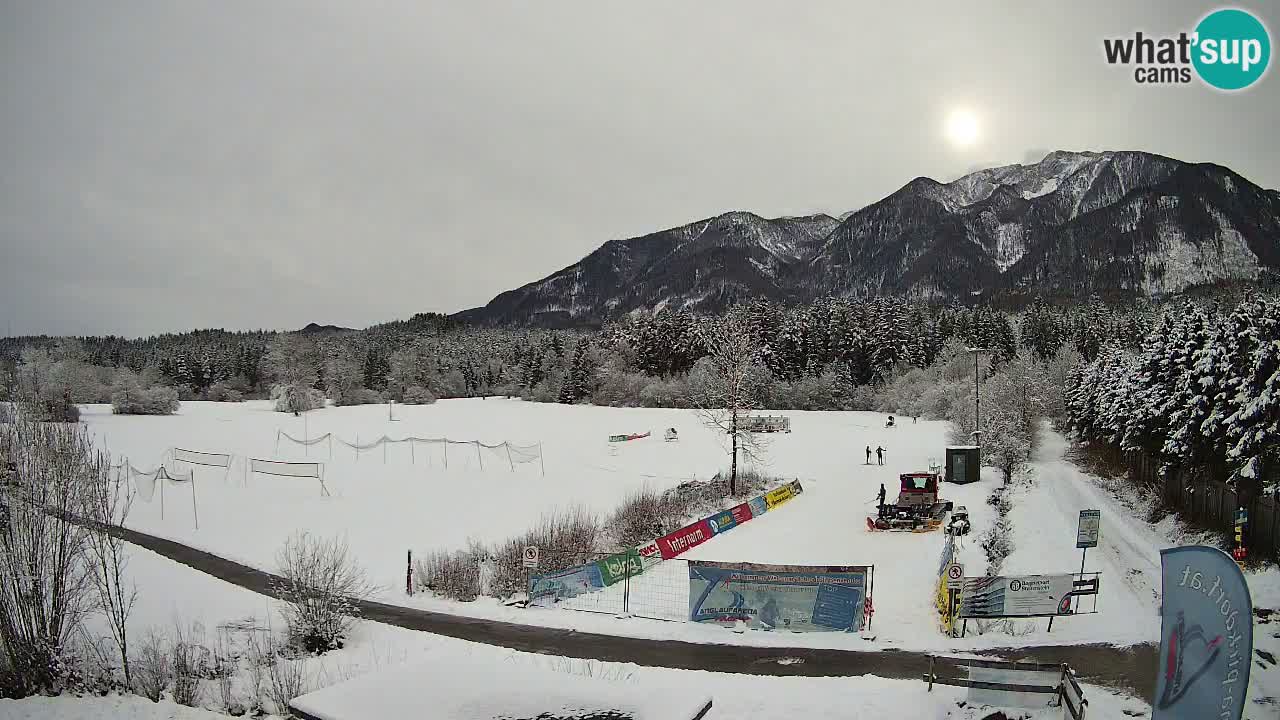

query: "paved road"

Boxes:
[111, 524, 1157, 697]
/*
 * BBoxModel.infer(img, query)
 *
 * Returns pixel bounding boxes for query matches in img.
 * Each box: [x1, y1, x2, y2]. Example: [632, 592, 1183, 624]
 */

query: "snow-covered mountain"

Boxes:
[458, 151, 1280, 326]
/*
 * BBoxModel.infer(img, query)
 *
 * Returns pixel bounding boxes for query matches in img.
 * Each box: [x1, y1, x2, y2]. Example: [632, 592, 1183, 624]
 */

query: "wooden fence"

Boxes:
[1120, 447, 1280, 560]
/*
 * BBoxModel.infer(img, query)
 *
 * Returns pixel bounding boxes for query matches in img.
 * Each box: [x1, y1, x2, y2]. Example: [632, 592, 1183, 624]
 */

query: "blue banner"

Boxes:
[1154, 546, 1253, 720]
[688, 561, 868, 632]
[529, 563, 604, 606]
[748, 496, 768, 518]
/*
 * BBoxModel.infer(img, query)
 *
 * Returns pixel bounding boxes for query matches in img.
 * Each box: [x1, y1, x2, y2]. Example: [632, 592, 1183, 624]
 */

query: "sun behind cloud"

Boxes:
[944, 109, 981, 149]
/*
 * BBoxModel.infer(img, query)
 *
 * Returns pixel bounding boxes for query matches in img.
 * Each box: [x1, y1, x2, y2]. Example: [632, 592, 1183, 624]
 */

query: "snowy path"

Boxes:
[992, 426, 1164, 647]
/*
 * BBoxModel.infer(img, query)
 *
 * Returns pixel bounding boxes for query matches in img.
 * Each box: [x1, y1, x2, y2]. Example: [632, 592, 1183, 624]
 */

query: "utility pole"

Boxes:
[967, 347, 994, 446]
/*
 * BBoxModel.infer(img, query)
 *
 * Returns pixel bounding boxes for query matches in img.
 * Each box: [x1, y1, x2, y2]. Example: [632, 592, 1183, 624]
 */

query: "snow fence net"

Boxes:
[275, 430, 543, 473]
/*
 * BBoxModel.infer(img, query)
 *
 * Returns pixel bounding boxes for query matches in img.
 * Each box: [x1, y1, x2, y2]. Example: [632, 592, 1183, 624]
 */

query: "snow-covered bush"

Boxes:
[111, 379, 180, 415]
[334, 387, 382, 407]
[401, 385, 436, 405]
[638, 377, 689, 408]
[271, 384, 325, 414]
[206, 382, 245, 402]
[274, 533, 372, 653]
[590, 370, 649, 407]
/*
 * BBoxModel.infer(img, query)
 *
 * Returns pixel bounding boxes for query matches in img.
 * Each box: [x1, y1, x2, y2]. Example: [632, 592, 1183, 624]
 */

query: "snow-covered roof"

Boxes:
[289, 655, 714, 720]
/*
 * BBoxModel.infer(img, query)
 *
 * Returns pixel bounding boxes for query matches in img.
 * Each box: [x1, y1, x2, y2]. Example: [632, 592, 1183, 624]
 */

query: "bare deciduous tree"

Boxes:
[83, 461, 137, 689]
[688, 307, 769, 495]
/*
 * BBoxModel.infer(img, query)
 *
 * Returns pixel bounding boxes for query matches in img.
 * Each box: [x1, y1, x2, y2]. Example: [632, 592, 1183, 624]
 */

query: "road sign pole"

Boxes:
[1074, 547, 1087, 613]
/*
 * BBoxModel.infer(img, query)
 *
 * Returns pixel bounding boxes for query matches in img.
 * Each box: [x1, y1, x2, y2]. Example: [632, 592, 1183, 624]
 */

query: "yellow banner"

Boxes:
[765, 485, 794, 509]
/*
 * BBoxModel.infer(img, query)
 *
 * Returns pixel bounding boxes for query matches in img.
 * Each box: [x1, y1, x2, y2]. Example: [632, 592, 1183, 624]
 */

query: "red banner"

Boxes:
[730, 503, 753, 525]
[658, 519, 713, 559]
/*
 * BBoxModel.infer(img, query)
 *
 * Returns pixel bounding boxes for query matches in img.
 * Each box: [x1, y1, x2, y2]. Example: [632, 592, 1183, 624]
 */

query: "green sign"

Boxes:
[596, 549, 642, 586]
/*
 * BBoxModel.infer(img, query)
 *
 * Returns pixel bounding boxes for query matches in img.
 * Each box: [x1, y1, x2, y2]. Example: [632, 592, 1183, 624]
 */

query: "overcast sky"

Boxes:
[2, 1, 1277, 337]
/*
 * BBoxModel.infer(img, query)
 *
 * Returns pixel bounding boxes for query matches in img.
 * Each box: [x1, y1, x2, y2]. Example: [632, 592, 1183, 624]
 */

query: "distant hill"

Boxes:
[297, 322, 355, 335]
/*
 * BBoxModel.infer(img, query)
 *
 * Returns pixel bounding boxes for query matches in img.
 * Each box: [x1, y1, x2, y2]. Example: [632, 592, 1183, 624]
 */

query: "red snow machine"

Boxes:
[866, 472, 954, 532]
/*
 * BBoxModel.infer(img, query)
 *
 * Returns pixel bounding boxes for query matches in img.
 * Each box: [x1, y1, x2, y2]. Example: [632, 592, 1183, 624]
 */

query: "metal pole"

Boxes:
[1074, 547, 1087, 612]
[506, 443, 515, 472]
[476, 441, 483, 470]
[304, 411, 308, 457]
[406, 550, 413, 596]
[538, 442, 545, 476]
[190, 471, 199, 530]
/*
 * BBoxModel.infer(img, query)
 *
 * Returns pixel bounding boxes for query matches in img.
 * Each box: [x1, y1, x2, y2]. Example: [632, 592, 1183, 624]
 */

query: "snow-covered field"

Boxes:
[65, 398, 1280, 718]
[81, 398, 1172, 652]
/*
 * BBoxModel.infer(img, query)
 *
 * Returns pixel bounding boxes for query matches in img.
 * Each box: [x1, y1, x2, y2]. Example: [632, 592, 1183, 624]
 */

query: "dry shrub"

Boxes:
[132, 630, 170, 702]
[413, 539, 486, 601]
[274, 533, 373, 654]
[609, 486, 689, 549]
[489, 507, 601, 599]
[170, 621, 210, 707]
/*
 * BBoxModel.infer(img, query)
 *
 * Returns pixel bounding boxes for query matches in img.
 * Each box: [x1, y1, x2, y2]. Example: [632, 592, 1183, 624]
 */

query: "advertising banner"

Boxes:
[635, 538, 663, 571]
[748, 495, 768, 518]
[529, 563, 604, 606]
[1153, 546, 1253, 720]
[657, 519, 713, 559]
[708, 503, 754, 535]
[762, 479, 793, 507]
[959, 574, 1075, 619]
[595, 549, 642, 587]
[688, 561, 868, 632]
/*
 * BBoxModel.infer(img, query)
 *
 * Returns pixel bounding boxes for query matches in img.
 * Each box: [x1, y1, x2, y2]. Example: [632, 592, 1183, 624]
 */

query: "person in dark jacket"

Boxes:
[865, 446, 872, 465]
[876, 446, 885, 465]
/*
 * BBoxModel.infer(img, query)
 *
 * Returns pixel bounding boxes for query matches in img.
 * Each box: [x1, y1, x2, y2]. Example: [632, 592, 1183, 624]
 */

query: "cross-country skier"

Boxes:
[876, 446, 885, 465]
[865, 446, 872, 464]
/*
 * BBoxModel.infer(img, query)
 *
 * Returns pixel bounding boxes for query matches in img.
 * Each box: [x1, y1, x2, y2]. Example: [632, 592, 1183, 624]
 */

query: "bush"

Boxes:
[335, 387, 383, 407]
[111, 384, 180, 415]
[401, 385, 437, 405]
[490, 507, 601, 599]
[170, 622, 210, 707]
[132, 630, 170, 702]
[274, 533, 372, 654]
[413, 539, 487, 601]
[638, 378, 690, 408]
[609, 486, 689, 548]
[272, 384, 325, 414]
[207, 383, 245, 403]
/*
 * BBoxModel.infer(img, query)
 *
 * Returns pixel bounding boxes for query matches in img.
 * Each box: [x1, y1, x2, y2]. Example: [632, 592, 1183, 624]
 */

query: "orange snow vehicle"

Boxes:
[866, 472, 953, 532]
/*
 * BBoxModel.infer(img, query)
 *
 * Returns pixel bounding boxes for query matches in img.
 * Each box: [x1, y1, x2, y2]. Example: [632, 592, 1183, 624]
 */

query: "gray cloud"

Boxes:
[2, 1, 1277, 336]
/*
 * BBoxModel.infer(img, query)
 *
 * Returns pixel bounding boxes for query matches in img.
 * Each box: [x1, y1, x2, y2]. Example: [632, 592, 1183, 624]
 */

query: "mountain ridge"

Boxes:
[456, 151, 1280, 327]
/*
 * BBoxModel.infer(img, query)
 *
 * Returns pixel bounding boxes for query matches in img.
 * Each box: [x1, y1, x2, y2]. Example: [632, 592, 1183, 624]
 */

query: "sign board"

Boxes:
[945, 563, 964, 589]
[528, 563, 603, 606]
[959, 574, 1076, 619]
[1076, 509, 1101, 549]
[688, 561, 869, 632]
[522, 546, 539, 569]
